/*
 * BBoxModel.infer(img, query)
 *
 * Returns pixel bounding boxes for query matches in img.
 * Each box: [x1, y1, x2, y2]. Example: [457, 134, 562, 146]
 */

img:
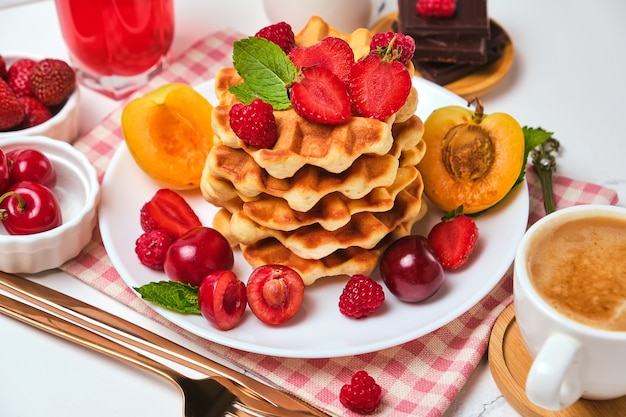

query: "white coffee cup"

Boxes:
[261, 0, 387, 33]
[514, 204, 626, 410]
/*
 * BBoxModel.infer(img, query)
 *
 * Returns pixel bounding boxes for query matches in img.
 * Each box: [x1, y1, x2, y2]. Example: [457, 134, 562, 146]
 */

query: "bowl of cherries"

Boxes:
[0, 135, 100, 273]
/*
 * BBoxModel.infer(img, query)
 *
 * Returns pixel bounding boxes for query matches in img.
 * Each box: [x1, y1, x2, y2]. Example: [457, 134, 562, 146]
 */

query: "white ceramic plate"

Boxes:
[100, 78, 529, 358]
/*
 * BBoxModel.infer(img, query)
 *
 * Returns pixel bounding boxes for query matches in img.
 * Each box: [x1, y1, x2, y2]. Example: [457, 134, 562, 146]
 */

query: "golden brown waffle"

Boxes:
[202, 114, 425, 212]
[239, 209, 426, 286]
[217, 173, 425, 259]
[242, 166, 419, 232]
[201, 17, 428, 284]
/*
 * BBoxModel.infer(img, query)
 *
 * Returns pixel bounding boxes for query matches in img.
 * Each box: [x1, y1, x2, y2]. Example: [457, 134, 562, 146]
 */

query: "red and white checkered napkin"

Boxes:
[60, 31, 620, 417]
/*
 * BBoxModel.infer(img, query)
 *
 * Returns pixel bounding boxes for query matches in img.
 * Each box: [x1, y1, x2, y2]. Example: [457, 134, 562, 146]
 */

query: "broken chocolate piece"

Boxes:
[413, 20, 510, 85]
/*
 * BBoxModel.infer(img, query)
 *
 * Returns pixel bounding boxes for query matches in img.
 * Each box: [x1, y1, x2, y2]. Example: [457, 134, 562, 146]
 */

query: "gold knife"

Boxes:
[0, 271, 329, 417]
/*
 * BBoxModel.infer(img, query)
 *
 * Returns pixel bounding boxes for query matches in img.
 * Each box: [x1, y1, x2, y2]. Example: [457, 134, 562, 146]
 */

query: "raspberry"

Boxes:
[135, 229, 173, 270]
[370, 31, 416, 66]
[229, 98, 277, 148]
[7, 58, 36, 97]
[340, 370, 382, 414]
[416, 0, 457, 18]
[255, 22, 296, 54]
[338, 274, 385, 319]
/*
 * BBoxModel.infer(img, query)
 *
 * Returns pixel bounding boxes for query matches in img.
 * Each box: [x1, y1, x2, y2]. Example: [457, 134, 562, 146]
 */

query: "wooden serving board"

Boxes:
[370, 11, 514, 100]
[488, 304, 626, 416]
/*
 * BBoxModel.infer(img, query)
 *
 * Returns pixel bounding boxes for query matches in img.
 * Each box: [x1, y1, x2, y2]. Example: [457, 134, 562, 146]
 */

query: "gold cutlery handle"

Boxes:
[0, 272, 327, 417]
[0, 293, 187, 386]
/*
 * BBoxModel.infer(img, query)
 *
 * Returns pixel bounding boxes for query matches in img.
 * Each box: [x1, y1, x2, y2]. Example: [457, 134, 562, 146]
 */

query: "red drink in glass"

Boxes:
[54, 0, 174, 99]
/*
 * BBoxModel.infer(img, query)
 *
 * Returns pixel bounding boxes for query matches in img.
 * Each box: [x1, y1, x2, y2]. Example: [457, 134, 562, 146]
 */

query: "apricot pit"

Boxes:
[419, 100, 524, 213]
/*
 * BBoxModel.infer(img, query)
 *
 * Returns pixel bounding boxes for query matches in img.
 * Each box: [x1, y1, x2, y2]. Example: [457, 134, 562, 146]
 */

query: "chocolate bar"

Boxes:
[397, 0, 490, 37]
[411, 34, 487, 64]
[413, 21, 510, 85]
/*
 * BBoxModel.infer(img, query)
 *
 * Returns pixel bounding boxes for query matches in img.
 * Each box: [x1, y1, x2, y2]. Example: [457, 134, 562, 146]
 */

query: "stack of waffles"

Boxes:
[201, 17, 428, 285]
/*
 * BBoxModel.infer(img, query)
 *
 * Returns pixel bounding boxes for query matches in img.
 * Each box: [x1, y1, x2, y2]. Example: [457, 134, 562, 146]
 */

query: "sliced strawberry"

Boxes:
[198, 269, 247, 331]
[290, 66, 351, 125]
[140, 188, 202, 238]
[348, 54, 412, 121]
[427, 214, 479, 269]
[246, 264, 304, 325]
[288, 37, 354, 83]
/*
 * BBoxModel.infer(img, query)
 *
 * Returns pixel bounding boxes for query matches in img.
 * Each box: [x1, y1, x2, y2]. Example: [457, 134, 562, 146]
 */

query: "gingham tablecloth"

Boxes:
[60, 30, 620, 417]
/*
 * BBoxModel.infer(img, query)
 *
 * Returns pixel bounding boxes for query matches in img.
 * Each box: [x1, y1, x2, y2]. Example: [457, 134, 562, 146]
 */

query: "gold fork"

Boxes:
[0, 292, 257, 417]
[0, 272, 329, 417]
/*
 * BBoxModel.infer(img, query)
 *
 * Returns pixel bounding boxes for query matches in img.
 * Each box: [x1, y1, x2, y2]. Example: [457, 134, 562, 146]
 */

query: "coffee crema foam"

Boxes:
[527, 216, 626, 331]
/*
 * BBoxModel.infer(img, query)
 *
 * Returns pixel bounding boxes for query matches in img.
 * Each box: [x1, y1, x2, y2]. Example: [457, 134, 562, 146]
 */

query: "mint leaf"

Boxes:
[134, 281, 200, 315]
[229, 37, 296, 109]
[516, 126, 554, 185]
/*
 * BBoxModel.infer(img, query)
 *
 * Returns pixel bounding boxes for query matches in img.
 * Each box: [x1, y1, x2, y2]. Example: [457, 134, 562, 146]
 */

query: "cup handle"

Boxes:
[525, 333, 584, 410]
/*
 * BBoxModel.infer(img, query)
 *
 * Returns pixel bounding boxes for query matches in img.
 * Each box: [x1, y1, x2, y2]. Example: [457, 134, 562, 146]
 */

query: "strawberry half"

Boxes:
[288, 37, 355, 83]
[427, 214, 479, 269]
[140, 188, 202, 239]
[348, 54, 412, 121]
[290, 65, 352, 125]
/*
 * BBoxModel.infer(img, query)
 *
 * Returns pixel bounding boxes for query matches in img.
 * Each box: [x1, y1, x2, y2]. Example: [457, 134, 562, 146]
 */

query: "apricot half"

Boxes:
[418, 103, 524, 213]
[121, 83, 214, 190]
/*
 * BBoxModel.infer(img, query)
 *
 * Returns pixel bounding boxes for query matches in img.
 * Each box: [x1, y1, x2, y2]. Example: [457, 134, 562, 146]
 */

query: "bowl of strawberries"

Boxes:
[0, 52, 79, 143]
[0, 135, 100, 273]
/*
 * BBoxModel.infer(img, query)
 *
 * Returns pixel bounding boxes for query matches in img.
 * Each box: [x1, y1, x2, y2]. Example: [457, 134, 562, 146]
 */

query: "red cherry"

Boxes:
[0, 150, 11, 193]
[163, 226, 234, 286]
[198, 270, 247, 331]
[0, 181, 62, 235]
[246, 264, 305, 325]
[380, 235, 445, 302]
[7, 148, 56, 187]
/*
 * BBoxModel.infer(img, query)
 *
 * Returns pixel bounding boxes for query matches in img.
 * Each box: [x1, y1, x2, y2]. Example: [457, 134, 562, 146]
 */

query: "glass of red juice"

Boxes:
[54, 0, 174, 100]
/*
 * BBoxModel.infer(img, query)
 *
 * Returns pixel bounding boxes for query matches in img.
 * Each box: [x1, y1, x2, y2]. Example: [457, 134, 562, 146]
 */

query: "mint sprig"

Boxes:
[134, 281, 200, 315]
[516, 126, 554, 185]
[229, 37, 297, 110]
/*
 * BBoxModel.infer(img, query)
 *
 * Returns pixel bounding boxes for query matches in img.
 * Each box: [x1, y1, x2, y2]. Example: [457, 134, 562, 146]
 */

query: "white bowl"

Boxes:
[0, 52, 80, 143]
[0, 136, 100, 273]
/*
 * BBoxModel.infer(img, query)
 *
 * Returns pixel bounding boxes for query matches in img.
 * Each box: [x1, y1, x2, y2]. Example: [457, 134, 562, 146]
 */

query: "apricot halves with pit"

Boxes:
[121, 83, 214, 190]
[418, 102, 524, 213]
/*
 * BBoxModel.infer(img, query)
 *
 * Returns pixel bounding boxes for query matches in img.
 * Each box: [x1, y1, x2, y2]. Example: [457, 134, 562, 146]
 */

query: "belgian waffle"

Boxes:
[201, 17, 429, 284]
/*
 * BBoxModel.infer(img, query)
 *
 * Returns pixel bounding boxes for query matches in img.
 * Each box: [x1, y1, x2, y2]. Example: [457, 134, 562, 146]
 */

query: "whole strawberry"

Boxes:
[255, 21, 296, 54]
[416, 0, 458, 18]
[340, 370, 382, 414]
[0, 54, 7, 80]
[339, 274, 385, 319]
[135, 228, 173, 270]
[7, 58, 37, 97]
[29, 58, 76, 107]
[0, 79, 25, 130]
[229, 98, 278, 148]
[370, 32, 416, 66]
[17, 96, 52, 129]
[427, 214, 479, 269]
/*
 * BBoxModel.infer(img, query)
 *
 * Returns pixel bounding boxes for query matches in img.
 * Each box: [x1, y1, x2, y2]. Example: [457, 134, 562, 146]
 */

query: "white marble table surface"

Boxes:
[1, 1, 624, 416]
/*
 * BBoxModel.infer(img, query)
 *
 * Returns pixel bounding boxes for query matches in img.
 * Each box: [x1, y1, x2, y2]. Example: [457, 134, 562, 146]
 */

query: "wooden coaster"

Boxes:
[370, 11, 514, 100]
[488, 304, 626, 416]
